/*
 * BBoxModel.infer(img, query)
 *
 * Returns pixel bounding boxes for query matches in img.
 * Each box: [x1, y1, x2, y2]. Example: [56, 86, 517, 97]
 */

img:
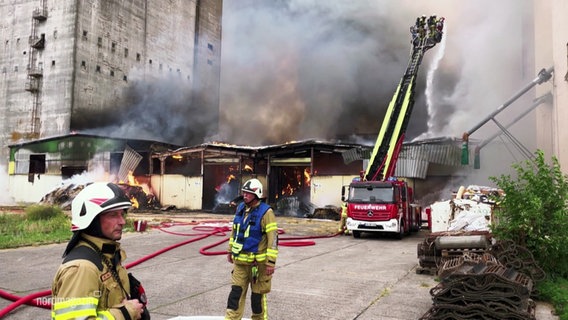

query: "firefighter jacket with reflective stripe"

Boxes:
[51, 234, 136, 320]
[229, 202, 278, 267]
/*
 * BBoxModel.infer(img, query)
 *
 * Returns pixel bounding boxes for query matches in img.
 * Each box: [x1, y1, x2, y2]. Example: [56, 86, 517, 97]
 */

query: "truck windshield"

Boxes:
[349, 186, 395, 203]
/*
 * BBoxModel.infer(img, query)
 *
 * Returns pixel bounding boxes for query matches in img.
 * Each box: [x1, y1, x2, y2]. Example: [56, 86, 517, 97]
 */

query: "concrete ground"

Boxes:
[0, 213, 559, 320]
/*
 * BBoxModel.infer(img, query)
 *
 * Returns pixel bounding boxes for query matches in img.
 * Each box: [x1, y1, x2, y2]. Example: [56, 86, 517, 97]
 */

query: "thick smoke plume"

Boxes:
[219, 0, 533, 146]
[79, 0, 533, 151]
[79, 70, 218, 146]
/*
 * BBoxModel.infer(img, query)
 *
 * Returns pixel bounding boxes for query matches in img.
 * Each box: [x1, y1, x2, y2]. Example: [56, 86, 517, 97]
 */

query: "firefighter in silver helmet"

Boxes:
[51, 182, 148, 320]
[225, 178, 279, 320]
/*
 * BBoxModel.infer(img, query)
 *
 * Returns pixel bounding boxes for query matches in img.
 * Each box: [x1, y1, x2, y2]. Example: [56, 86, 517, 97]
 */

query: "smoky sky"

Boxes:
[78, 70, 218, 146]
[80, 0, 534, 148]
[219, 0, 533, 146]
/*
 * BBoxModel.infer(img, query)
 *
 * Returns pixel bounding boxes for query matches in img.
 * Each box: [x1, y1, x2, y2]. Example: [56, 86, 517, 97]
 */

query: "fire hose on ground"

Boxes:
[0, 219, 342, 318]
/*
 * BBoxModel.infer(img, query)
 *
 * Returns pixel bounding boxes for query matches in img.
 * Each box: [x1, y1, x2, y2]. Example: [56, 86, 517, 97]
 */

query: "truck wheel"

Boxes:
[352, 230, 361, 239]
[412, 212, 421, 232]
[396, 220, 405, 240]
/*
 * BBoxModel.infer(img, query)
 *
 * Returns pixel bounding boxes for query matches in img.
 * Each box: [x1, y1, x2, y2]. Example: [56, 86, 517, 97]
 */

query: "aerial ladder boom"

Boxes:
[365, 15, 445, 181]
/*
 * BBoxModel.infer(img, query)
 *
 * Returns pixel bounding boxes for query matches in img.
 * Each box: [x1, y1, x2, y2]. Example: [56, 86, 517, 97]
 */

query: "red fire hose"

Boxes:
[0, 289, 52, 317]
[0, 219, 340, 318]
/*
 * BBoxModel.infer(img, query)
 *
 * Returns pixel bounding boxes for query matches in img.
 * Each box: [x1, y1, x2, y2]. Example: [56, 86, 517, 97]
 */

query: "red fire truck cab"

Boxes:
[342, 179, 421, 239]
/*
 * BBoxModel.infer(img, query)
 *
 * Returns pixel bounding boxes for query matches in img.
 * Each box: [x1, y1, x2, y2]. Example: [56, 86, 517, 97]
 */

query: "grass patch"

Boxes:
[537, 277, 568, 320]
[0, 206, 139, 249]
[0, 208, 71, 249]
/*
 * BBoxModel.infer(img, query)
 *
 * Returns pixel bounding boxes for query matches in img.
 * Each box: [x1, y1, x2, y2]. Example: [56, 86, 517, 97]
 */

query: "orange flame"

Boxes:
[281, 183, 294, 196]
[118, 171, 156, 209]
[304, 168, 311, 186]
[131, 197, 140, 209]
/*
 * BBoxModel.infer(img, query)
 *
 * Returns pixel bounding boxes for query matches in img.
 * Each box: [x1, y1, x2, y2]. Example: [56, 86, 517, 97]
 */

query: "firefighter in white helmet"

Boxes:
[225, 178, 279, 320]
[51, 182, 149, 320]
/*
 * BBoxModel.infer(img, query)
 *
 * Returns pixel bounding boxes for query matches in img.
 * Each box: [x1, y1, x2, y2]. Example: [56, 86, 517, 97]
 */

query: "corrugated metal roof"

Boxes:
[395, 158, 429, 179]
[395, 138, 469, 178]
[399, 143, 463, 166]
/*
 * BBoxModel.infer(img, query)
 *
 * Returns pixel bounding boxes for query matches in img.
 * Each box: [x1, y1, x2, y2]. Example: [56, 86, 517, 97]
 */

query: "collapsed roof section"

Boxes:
[151, 139, 366, 163]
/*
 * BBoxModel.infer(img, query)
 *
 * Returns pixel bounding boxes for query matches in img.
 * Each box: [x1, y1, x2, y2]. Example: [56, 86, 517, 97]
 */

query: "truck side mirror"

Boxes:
[341, 185, 346, 202]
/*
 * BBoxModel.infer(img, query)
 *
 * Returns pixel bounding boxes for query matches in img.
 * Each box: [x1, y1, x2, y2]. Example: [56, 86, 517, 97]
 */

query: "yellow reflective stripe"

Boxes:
[233, 252, 268, 262]
[262, 293, 268, 320]
[97, 310, 115, 320]
[254, 253, 266, 261]
[266, 248, 278, 259]
[52, 297, 98, 319]
[265, 222, 277, 233]
[234, 255, 255, 263]
[244, 225, 250, 238]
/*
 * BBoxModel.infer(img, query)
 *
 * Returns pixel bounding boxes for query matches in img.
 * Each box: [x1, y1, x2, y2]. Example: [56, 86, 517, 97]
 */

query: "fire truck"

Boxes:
[341, 15, 444, 239]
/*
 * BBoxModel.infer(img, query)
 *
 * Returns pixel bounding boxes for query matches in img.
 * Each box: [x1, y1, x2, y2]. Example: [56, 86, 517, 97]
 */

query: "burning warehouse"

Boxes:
[118, 137, 475, 214]
[7, 135, 373, 214]
[150, 139, 366, 216]
[7, 133, 477, 215]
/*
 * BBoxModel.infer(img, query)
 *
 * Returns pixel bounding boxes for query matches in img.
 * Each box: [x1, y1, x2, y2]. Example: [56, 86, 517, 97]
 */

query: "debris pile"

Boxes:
[119, 183, 161, 210]
[451, 184, 503, 203]
[311, 206, 340, 220]
[40, 182, 161, 210]
[40, 184, 85, 210]
[212, 203, 235, 214]
[275, 196, 317, 217]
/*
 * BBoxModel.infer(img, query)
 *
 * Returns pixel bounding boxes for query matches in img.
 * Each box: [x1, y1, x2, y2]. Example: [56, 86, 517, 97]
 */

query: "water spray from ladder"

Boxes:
[424, 22, 447, 137]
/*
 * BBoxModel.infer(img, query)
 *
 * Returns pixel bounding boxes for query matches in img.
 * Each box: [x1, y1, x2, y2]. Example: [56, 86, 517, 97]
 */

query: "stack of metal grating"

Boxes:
[419, 240, 545, 320]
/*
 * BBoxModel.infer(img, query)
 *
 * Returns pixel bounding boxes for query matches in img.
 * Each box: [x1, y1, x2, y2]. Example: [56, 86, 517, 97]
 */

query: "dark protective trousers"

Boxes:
[225, 262, 272, 320]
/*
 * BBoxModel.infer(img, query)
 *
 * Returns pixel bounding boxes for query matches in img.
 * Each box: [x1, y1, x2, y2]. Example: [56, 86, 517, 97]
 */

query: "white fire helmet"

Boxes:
[242, 178, 263, 199]
[71, 182, 132, 231]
